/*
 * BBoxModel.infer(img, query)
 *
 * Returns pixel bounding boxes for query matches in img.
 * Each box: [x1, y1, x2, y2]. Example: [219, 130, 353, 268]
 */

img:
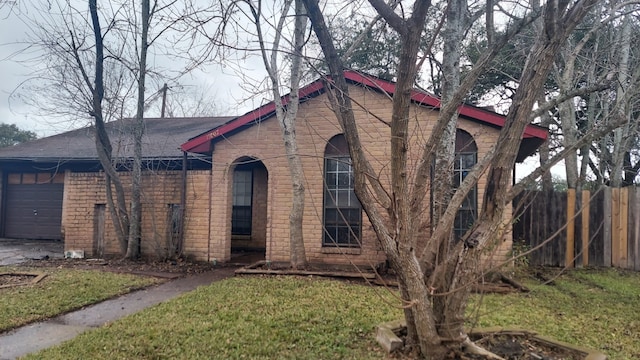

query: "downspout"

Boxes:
[206, 155, 213, 263]
[179, 151, 187, 257]
[0, 170, 5, 237]
[268, 175, 273, 268]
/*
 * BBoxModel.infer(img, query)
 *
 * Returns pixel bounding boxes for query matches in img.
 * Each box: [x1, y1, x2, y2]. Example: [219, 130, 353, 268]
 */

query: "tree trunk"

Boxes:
[89, 0, 130, 254]
[254, 0, 308, 269]
[610, 10, 632, 187]
[431, 0, 469, 339]
[304, 0, 599, 358]
[126, 0, 150, 259]
[557, 46, 579, 190]
[537, 92, 554, 192]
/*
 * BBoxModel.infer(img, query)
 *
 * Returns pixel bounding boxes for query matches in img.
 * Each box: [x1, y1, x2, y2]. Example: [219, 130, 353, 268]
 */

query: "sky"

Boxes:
[0, 4, 40, 134]
[0, 0, 273, 137]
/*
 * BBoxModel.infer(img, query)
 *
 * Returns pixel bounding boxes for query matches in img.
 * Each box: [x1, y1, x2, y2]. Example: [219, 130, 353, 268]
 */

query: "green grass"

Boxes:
[26, 269, 640, 360]
[27, 276, 402, 360]
[469, 268, 640, 359]
[0, 266, 158, 332]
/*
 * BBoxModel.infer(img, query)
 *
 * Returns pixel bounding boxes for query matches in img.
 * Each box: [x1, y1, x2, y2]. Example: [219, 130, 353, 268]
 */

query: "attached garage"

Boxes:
[3, 173, 64, 240]
[0, 117, 230, 250]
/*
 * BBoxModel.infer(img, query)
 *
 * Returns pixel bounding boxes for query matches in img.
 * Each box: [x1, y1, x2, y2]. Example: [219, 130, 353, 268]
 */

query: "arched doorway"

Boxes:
[230, 157, 268, 263]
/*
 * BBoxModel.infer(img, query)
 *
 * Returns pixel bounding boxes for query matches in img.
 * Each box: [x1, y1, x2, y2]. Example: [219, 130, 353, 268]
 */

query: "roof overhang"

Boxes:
[180, 71, 548, 162]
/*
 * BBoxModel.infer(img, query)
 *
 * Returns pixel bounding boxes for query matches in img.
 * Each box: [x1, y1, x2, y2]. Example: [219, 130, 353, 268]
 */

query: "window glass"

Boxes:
[232, 169, 253, 235]
[453, 130, 478, 240]
[323, 135, 361, 247]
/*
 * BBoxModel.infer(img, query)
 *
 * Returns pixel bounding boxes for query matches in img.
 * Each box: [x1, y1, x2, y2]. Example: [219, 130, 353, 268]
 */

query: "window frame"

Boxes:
[322, 136, 362, 248]
[231, 168, 253, 236]
[453, 151, 477, 240]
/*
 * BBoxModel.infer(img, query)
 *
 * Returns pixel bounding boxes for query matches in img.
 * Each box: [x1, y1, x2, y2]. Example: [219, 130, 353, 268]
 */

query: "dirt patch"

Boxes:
[388, 328, 595, 360]
[0, 272, 47, 289]
[18, 257, 218, 278]
[0, 273, 35, 287]
[236, 260, 378, 280]
[468, 333, 585, 359]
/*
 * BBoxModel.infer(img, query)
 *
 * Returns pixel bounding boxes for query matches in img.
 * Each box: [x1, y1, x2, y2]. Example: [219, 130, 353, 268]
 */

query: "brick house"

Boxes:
[180, 71, 547, 266]
[0, 117, 231, 258]
[0, 71, 546, 266]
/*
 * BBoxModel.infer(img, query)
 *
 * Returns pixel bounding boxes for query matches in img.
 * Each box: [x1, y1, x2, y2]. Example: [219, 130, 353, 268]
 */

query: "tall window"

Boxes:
[453, 130, 478, 240]
[323, 135, 361, 247]
[232, 168, 253, 235]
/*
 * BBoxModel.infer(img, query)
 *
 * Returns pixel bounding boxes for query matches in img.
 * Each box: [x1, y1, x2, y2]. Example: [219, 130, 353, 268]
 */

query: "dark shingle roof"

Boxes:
[0, 117, 233, 162]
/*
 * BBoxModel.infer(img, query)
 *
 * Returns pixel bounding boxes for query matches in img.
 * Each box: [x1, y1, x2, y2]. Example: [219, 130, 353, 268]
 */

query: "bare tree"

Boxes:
[16, 0, 204, 258]
[213, 0, 309, 268]
[88, 0, 131, 254]
[252, 0, 308, 268]
[125, 0, 150, 259]
[607, 8, 640, 186]
[551, 1, 638, 189]
[302, 0, 602, 357]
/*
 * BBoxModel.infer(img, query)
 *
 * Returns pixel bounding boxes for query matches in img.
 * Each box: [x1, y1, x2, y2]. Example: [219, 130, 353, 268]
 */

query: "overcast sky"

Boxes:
[0, 1, 275, 137]
[0, 4, 40, 134]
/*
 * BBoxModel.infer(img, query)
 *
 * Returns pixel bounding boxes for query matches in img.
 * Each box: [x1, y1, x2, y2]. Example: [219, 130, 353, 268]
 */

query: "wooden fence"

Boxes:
[513, 186, 640, 270]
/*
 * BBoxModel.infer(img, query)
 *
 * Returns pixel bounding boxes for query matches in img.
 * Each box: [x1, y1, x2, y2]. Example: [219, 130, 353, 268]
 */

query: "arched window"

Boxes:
[454, 129, 478, 240]
[323, 135, 361, 247]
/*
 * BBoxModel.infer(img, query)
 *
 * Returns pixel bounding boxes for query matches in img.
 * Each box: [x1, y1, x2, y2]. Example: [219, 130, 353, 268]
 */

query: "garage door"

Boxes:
[4, 173, 64, 240]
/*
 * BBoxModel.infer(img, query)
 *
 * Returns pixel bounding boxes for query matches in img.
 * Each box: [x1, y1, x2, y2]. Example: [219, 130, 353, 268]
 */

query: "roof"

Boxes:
[0, 116, 233, 163]
[180, 71, 548, 162]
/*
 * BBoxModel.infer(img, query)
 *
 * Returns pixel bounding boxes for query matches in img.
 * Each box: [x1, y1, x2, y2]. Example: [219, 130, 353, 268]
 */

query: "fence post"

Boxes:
[602, 186, 613, 267]
[612, 188, 621, 267]
[581, 190, 590, 267]
[631, 187, 640, 271]
[620, 187, 629, 269]
[566, 189, 576, 268]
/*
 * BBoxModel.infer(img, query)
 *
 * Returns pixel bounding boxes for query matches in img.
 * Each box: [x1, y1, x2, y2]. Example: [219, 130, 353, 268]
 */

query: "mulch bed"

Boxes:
[391, 331, 586, 359]
[468, 332, 585, 359]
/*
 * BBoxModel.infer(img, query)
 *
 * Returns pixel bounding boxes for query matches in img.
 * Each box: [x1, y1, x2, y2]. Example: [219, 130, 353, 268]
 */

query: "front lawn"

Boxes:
[0, 266, 158, 332]
[27, 269, 640, 359]
[27, 276, 402, 360]
[470, 268, 640, 360]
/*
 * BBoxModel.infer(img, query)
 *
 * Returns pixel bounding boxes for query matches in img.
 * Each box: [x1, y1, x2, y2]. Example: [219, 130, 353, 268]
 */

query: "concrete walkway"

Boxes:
[0, 267, 237, 360]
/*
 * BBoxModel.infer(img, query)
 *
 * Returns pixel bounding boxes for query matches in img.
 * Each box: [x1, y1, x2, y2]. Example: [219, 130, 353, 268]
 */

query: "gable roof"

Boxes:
[0, 116, 233, 164]
[180, 71, 548, 162]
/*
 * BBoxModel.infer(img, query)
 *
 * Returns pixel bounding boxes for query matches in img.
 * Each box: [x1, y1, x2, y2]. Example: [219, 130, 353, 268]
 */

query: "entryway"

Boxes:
[230, 157, 267, 263]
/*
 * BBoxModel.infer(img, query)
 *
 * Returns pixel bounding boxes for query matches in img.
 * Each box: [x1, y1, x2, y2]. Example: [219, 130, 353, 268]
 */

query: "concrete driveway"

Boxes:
[0, 239, 64, 266]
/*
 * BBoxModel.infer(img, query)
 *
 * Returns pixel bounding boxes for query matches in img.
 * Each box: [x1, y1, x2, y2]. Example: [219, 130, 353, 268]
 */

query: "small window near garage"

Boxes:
[21, 173, 36, 184]
[52, 173, 65, 184]
[37, 173, 54, 184]
[323, 134, 362, 247]
[7, 174, 21, 184]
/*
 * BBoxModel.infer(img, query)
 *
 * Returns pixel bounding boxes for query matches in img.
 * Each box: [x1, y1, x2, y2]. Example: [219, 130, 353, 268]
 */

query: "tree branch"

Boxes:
[366, 0, 407, 35]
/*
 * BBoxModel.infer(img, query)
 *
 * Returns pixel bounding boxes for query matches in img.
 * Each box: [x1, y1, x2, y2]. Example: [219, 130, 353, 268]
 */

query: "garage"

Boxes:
[4, 173, 64, 240]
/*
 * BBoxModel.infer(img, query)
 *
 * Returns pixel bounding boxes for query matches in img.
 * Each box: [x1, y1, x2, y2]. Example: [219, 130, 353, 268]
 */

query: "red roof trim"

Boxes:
[342, 71, 548, 140]
[180, 81, 325, 152]
[181, 70, 547, 153]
